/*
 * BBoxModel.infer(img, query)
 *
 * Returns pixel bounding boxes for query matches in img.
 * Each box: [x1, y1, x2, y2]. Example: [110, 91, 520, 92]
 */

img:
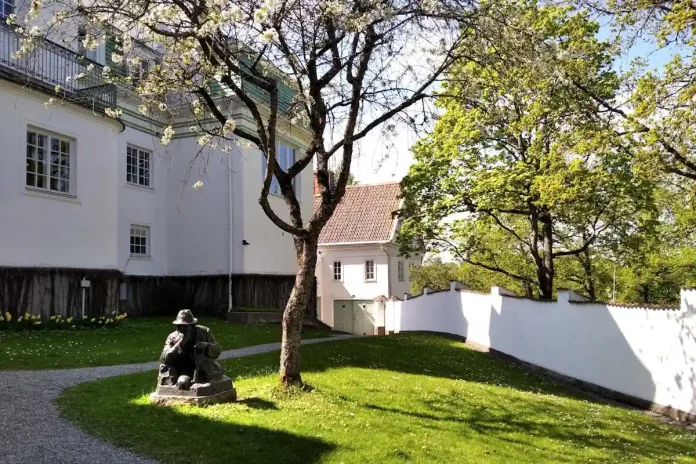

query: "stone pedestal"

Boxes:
[150, 375, 237, 406]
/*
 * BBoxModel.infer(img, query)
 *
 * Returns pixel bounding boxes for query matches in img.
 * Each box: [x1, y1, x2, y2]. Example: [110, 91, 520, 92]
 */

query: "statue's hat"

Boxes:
[172, 309, 198, 325]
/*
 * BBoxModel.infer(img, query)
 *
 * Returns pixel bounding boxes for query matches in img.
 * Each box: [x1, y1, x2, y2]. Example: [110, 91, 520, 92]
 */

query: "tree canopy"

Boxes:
[399, 2, 655, 299]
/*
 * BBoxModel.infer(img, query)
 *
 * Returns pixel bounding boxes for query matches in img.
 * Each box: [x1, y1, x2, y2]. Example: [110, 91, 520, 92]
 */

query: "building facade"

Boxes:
[0, 9, 313, 317]
[314, 182, 421, 335]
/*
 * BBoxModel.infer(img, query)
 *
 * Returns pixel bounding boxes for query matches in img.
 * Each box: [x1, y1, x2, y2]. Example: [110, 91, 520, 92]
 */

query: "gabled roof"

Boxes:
[314, 182, 401, 245]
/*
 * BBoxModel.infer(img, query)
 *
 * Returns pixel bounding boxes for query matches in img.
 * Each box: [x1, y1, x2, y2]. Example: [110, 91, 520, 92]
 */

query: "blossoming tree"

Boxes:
[15, 0, 478, 385]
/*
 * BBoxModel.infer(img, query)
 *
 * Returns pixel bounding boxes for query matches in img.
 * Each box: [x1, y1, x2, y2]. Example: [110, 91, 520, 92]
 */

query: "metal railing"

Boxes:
[0, 22, 116, 109]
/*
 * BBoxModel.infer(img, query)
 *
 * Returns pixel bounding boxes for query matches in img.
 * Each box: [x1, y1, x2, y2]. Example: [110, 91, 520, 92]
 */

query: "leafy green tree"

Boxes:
[400, 2, 655, 299]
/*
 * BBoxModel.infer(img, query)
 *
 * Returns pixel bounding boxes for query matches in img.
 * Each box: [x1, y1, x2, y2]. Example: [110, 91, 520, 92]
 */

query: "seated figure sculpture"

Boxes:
[151, 309, 236, 406]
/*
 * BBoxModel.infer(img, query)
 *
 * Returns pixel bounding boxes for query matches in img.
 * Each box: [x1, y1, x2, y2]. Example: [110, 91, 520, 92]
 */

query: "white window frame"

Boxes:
[261, 142, 300, 200]
[26, 128, 75, 196]
[398, 260, 405, 282]
[365, 260, 376, 282]
[333, 261, 342, 281]
[129, 225, 150, 257]
[126, 145, 153, 188]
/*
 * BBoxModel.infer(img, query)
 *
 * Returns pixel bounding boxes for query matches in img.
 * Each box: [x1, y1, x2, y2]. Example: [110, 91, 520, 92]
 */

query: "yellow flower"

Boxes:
[90, 318, 95, 323]
[67, 317, 73, 323]
[50, 315, 56, 321]
[5, 314, 11, 322]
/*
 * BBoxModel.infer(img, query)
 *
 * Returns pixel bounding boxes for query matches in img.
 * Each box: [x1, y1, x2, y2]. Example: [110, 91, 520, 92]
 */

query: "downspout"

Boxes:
[228, 149, 234, 313]
[380, 243, 391, 333]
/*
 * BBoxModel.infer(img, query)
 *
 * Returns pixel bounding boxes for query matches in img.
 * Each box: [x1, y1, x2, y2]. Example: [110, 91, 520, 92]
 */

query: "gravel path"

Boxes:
[0, 334, 357, 464]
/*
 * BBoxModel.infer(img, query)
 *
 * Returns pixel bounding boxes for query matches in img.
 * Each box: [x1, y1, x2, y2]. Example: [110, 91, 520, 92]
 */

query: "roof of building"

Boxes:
[314, 182, 401, 245]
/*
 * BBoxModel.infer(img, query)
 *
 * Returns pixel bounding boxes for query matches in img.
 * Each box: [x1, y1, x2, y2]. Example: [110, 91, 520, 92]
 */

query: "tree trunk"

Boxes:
[538, 213, 554, 299]
[279, 238, 318, 387]
[581, 248, 596, 300]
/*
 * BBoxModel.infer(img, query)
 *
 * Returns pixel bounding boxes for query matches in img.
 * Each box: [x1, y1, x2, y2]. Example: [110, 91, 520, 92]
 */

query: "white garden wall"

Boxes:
[384, 284, 696, 420]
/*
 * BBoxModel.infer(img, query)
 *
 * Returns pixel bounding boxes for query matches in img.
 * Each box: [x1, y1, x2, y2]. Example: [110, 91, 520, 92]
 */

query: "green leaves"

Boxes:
[399, 1, 655, 298]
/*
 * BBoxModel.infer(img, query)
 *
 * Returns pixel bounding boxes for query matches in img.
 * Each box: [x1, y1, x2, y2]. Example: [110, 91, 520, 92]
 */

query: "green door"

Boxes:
[353, 300, 375, 336]
[333, 300, 354, 334]
[333, 300, 375, 335]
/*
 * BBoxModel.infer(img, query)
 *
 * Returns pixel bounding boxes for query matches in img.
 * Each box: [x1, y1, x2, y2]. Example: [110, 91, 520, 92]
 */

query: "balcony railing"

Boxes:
[0, 22, 116, 109]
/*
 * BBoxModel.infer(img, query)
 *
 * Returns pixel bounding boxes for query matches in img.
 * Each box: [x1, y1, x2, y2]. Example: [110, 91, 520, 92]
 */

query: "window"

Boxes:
[77, 26, 104, 64]
[333, 261, 342, 281]
[130, 225, 149, 256]
[398, 260, 405, 282]
[1, 0, 13, 18]
[127, 146, 152, 187]
[26, 129, 73, 195]
[365, 260, 375, 282]
[130, 59, 151, 87]
[261, 142, 300, 199]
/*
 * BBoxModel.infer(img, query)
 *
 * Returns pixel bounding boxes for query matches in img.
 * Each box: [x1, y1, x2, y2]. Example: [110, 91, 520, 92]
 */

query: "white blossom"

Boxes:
[104, 107, 122, 118]
[261, 29, 278, 44]
[223, 119, 237, 135]
[161, 125, 175, 145]
[197, 134, 212, 146]
[192, 181, 204, 190]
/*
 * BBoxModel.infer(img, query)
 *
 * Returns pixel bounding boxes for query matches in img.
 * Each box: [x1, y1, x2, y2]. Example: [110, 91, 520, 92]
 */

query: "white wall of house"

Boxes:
[117, 128, 169, 275]
[0, 80, 314, 278]
[384, 285, 696, 419]
[316, 243, 418, 328]
[241, 142, 313, 276]
[0, 80, 121, 269]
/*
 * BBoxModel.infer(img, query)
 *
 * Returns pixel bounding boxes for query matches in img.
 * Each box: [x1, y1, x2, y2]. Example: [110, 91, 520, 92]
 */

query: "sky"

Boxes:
[348, 18, 676, 185]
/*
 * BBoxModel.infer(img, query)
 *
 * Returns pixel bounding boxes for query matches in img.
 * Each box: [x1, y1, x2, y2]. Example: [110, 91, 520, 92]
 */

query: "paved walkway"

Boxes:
[0, 335, 357, 464]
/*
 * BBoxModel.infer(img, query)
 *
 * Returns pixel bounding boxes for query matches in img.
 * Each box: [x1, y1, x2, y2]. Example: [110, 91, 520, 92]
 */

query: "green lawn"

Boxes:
[59, 334, 696, 463]
[0, 316, 328, 370]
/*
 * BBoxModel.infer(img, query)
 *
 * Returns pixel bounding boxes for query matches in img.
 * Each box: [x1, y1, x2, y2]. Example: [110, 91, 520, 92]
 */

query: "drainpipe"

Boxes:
[380, 243, 391, 333]
[228, 149, 234, 313]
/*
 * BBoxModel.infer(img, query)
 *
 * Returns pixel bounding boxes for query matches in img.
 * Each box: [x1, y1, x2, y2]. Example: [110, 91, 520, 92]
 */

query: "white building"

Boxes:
[0, 10, 313, 316]
[315, 181, 421, 335]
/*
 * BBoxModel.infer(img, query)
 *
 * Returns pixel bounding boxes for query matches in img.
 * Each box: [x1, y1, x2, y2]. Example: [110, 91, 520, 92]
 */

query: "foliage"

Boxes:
[586, 0, 696, 186]
[0, 317, 328, 370]
[0, 311, 127, 331]
[410, 258, 525, 296]
[59, 334, 696, 463]
[399, 1, 656, 299]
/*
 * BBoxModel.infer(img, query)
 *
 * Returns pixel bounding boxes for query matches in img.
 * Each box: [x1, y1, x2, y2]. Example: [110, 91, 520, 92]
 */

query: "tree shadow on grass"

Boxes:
[238, 397, 278, 410]
[60, 374, 333, 464]
[362, 398, 695, 462]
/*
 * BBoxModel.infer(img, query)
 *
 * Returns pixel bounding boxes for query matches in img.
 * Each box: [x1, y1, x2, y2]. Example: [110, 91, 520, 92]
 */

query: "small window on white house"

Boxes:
[365, 260, 375, 282]
[333, 261, 342, 281]
[1, 0, 14, 18]
[398, 260, 405, 282]
[26, 129, 73, 195]
[127, 146, 152, 187]
[130, 225, 150, 256]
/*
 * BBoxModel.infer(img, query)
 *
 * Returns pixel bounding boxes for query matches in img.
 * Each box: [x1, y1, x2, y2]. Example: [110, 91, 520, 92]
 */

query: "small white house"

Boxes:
[314, 181, 421, 335]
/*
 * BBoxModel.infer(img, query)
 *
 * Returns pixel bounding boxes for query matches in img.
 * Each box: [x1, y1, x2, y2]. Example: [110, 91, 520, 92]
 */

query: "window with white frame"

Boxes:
[26, 129, 73, 195]
[333, 261, 342, 281]
[126, 146, 152, 187]
[398, 260, 405, 282]
[365, 260, 375, 282]
[261, 142, 300, 199]
[1, 0, 13, 18]
[130, 225, 150, 256]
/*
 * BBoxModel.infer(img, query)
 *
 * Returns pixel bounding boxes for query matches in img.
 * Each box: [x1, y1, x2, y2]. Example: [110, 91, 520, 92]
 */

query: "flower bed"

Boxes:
[0, 312, 127, 331]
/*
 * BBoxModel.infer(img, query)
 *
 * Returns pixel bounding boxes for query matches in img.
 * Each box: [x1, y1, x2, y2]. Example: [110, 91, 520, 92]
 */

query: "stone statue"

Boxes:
[150, 309, 236, 406]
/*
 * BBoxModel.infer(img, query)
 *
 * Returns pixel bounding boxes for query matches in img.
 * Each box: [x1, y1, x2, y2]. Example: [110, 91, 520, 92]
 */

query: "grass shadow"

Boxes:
[238, 397, 278, 410]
